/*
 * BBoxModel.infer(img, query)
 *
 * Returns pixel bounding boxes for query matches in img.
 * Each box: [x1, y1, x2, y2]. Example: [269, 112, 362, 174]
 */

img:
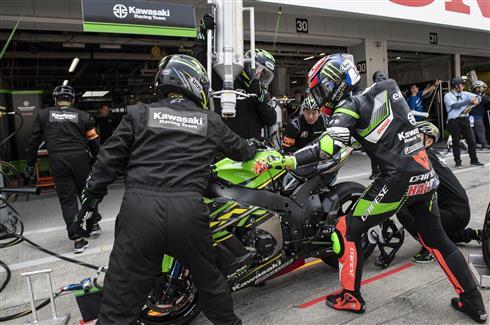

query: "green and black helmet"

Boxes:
[155, 54, 210, 109]
[416, 120, 439, 143]
[301, 95, 319, 111]
[240, 49, 276, 88]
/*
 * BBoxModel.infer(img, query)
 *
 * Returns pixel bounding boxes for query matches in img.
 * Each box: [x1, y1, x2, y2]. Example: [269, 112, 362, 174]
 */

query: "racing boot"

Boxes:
[451, 288, 487, 323]
[326, 290, 366, 314]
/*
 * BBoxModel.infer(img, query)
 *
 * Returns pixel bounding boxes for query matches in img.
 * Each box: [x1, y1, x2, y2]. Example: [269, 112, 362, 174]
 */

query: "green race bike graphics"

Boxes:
[139, 146, 375, 325]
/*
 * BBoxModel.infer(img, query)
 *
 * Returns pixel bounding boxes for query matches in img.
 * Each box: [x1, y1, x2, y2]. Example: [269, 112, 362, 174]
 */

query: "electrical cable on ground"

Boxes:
[0, 184, 106, 321]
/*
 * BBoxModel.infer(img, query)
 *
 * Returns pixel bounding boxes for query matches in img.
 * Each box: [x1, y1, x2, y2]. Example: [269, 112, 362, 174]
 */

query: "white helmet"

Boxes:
[472, 80, 487, 91]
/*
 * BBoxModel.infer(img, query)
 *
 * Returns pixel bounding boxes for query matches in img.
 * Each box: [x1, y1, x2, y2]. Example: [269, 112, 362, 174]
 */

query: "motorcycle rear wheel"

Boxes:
[320, 182, 376, 268]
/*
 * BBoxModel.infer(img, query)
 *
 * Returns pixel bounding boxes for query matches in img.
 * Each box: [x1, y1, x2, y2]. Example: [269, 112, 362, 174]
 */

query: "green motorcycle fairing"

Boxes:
[213, 150, 286, 189]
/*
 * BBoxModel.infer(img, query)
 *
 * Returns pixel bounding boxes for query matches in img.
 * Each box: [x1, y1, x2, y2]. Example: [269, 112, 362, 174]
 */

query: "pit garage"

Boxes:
[1, 0, 489, 324]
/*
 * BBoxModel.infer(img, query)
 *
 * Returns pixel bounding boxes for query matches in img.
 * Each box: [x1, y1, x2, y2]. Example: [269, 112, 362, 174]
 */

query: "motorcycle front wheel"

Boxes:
[320, 182, 376, 268]
[138, 272, 201, 325]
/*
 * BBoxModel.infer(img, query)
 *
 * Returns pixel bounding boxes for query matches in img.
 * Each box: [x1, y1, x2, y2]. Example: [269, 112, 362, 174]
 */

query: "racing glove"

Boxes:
[197, 14, 215, 41]
[253, 155, 297, 174]
[248, 80, 270, 104]
[68, 190, 101, 240]
[24, 165, 35, 179]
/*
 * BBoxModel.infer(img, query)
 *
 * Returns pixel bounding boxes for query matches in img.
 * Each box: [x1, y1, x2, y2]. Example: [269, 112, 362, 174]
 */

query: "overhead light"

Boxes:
[68, 58, 80, 72]
[100, 44, 122, 49]
[319, 52, 326, 56]
[291, 80, 298, 84]
[62, 80, 69, 86]
[304, 56, 315, 61]
[62, 42, 85, 48]
[81, 91, 109, 98]
[149, 85, 153, 89]
[395, 56, 401, 60]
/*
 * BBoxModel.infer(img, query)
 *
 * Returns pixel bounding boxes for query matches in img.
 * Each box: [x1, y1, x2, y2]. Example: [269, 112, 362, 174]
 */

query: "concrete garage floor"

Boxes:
[1, 150, 489, 324]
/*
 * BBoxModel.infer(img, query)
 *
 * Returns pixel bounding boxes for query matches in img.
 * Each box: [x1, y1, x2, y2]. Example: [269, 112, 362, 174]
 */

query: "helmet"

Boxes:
[301, 95, 319, 111]
[372, 71, 387, 83]
[241, 49, 275, 88]
[53, 85, 75, 100]
[451, 77, 465, 88]
[155, 54, 209, 109]
[307, 53, 361, 109]
[472, 80, 487, 91]
[416, 120, 439, 143]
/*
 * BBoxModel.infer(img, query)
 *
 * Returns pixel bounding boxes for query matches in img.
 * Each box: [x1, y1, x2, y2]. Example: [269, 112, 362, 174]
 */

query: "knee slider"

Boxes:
[331, 231, 344, 256]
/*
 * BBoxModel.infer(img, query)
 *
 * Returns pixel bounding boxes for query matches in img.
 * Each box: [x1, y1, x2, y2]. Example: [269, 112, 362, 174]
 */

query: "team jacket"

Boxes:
[427, 148, 469, 213]
[25, 105, 100, 166]
[86, 97, 256, 197]
[294, 79, 433, 178]
[282, 114, 329, 152]
[193, 39, 277, 139]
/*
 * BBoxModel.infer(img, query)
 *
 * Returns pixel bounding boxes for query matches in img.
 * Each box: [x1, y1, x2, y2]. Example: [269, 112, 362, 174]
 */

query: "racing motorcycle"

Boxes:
[138, 146, 375, 325]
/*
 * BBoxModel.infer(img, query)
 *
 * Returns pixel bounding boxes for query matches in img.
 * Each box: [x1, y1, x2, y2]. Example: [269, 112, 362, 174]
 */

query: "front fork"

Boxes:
[162, 255, 189, 280]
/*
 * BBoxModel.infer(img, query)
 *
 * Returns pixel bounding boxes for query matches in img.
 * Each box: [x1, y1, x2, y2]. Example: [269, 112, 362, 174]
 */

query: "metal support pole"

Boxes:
[47, 272, 58, 318]
[439, 82, 445, 139]
[207, 0, 216, 111]
[25, 276, 38, 321]
[244, 7, 255, 71]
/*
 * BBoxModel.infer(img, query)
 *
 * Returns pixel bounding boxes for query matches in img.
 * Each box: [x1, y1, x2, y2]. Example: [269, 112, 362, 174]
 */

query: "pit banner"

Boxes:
[81, 0, 196, 37]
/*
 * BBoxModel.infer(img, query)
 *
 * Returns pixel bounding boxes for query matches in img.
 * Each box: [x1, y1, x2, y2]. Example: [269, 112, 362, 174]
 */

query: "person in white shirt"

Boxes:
[443, 77, 482, 168]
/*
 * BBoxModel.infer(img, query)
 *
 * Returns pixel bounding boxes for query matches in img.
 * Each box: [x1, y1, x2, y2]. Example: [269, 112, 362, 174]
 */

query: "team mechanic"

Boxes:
[282, 95, 329, 152]
[259, 54, 486, 322]
[194, 14, 277, 139]
[25, 85, 102, 253]
[69, 55, 257, 325]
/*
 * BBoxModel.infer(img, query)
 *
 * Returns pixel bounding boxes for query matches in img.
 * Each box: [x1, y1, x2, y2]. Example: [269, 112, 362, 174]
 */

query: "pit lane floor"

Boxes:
[1, 150, 489, 324]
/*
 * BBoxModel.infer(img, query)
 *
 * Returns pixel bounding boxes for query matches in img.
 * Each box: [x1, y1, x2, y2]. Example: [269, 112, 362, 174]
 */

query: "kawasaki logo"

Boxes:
[113, 4, 128, 18]
[113, 3, 171, 21]
[232, 258, 293, 291]
[129, 6, 170, 17]
[153, 112, 203, 126]
[51, 112, 77, 120]
[398, 128, 419, 141]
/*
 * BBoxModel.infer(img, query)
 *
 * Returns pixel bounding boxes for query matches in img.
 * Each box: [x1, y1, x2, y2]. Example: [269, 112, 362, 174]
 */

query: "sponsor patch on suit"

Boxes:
[49, 111, 79, 123]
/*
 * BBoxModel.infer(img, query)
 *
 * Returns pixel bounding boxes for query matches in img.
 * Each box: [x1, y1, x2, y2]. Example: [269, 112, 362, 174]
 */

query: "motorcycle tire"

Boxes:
[320, 182, 376, 269]
[482, 202, 490, 270]
[138, 279, 201, 325]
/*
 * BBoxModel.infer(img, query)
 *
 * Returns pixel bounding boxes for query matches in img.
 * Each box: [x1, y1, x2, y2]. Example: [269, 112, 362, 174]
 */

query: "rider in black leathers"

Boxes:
[275, 54, 486, 323]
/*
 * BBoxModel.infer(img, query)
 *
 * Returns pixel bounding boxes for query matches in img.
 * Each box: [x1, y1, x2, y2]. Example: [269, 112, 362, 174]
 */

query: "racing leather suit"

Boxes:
[88, 97, 255, 325]
[25, 105, 101, 236]
[292, 79, 477, 295]
[398, 148, 477, 243]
